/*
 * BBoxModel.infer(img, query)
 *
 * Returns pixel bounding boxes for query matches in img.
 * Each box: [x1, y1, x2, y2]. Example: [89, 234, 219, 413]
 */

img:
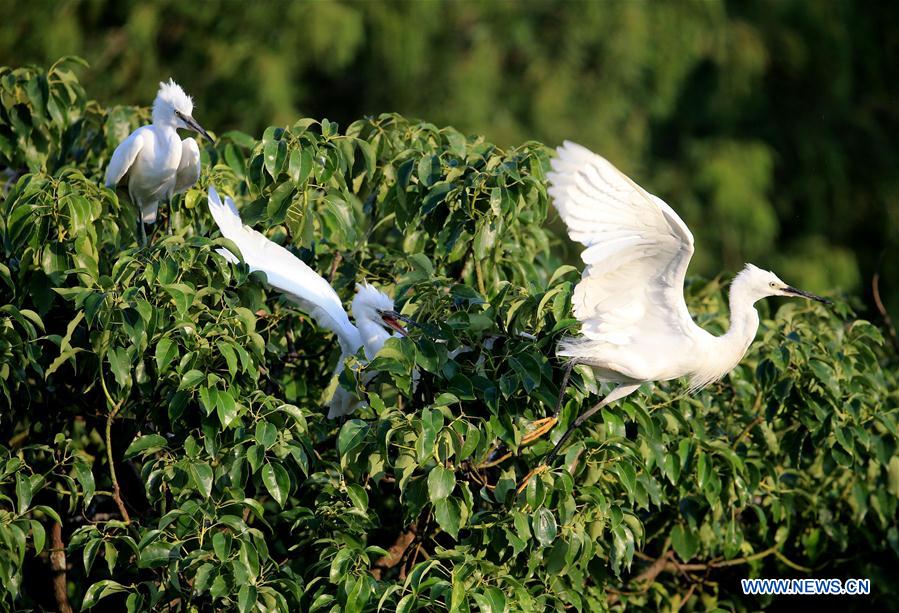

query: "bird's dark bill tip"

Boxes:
[786, 285, 832, 305]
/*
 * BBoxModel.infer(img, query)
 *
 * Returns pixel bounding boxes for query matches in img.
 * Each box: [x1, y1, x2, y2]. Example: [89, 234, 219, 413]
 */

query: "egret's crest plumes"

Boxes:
[153, 79, 194, 124]
[352, 282, 395, 319]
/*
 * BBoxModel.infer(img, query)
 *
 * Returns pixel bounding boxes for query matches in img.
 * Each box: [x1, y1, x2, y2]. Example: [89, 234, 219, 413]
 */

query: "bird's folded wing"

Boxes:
[104, 129, 146, 187]
[207, 187, 360, 355]
[547, 141, 696, 343]
[174, 137, 201, 194]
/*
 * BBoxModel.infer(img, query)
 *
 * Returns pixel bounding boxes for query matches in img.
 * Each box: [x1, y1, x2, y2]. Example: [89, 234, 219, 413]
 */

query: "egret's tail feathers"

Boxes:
[556, 336, 632, 383]
[207, 186, 242, 230]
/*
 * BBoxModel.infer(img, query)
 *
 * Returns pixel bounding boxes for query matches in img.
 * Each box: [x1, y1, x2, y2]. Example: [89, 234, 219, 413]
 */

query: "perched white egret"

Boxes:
[206, 187, 409, 418]
[105, 79, 213, 244]
[533, 141, 829, 464]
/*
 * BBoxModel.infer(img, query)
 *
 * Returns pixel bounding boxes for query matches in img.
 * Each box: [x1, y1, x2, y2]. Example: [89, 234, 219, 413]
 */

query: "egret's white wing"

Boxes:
[174, 137, 201, 194]
[547, 141, 696, 345]
[104, 128, 147, 187]
[207, 187, 361, 355]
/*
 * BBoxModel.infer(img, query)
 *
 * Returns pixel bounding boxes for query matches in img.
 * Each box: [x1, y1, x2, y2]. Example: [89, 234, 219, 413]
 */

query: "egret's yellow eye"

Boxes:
[769, 282, 776, 287]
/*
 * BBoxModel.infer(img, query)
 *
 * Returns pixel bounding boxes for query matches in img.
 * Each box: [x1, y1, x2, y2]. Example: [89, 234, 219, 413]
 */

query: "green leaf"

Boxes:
[533, 508, 557, 546]
[261, 463, 290, 507]
[15, 472, 32, 515]
[154, 338, 177, 373]
[346, 484, 368, 512]
[417, 154, 441, 187]
[107, 347, 131, 387]
[264, 137, 287, 178]
[216, 389, 240, 428]
[124, 434, 168, 458]
[338, 419, 368, 456]
[30, 520, 45, 554]
[254, 421, 277, 449]
[189, 462, 214, 498]
[138, 542, 175, 568]
[427, 466, 455, 502]
[238, 585, 257, 613]
[434, 497, 462, 539]
[212, 531, 231, 562]
[266, 182, 295, 222]
[179, 369, 204, 390]
[74, 461, 95, 506]
[671, 524, 699, 561]
[104, 541, 118, 574]
[81, 580, 128, 610]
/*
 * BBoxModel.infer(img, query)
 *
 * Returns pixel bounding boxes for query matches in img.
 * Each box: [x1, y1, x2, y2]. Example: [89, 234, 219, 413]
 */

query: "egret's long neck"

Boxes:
[356, 316, 391, 361]
[720, 278, 761, 360]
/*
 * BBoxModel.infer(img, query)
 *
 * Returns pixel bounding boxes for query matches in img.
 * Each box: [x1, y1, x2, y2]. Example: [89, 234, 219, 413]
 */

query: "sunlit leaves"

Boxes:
[0, 57, 896, 613]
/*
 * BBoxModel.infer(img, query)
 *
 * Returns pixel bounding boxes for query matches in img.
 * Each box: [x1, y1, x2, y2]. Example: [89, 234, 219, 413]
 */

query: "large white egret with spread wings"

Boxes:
[531, 141, 829, 464]
[105, 79, 213, 244]
[207, 187, 409, 418]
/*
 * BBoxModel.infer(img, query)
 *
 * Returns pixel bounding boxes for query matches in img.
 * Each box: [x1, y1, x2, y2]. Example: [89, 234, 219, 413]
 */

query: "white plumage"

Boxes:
[540, 141, 829, 454]
[105, 79, 212, 241]
[207, 187, 407, 418]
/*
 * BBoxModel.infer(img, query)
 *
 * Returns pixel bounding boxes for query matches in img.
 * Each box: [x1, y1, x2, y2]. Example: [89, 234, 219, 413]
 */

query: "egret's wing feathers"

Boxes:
[104, 129, 146, 187]
[207, 187, 360, 355]
[174, 137, 201, 194]
[547, 141, 696, 346]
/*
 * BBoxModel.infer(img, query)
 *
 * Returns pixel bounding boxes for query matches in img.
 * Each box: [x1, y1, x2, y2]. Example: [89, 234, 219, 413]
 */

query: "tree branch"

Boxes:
[371, 525, 417, 580]
[872, 270, 899, 354]
[50, 522, 72, 613]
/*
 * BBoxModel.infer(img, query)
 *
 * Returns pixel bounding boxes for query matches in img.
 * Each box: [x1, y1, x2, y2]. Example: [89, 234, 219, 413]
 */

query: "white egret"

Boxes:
[206, 187, 409, 418]
[105, 79, 213, 244]
[532, 141, 829, 465]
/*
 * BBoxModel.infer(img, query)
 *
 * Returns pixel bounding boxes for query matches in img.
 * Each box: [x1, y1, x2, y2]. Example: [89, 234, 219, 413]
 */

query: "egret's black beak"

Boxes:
[784, 286, 831, 305]
[176, 111, 213, 142]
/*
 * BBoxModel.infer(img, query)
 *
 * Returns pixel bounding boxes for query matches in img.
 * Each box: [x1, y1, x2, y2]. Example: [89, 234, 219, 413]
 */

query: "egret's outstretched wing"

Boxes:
[207, 187, 361, 355]
[174, 137, 201, 194]
[104, 128, 147, 187]
[547, 141, 696, 345]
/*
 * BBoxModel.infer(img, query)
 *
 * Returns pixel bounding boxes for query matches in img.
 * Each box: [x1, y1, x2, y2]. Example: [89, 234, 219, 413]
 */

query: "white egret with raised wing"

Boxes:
[206, 187, 409, 418]
[105, 79, 213, 244]
[529, 141, 830, 466]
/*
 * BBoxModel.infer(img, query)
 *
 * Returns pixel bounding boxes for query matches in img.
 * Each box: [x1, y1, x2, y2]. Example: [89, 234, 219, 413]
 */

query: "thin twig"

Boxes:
[675, 581, 697, 612]
[50, 522, 72, 613]
[732, 416, 764, 450]
[872, 270, 899, 354]
[99, 372, 131, 523]
[328, 252, 343, 284]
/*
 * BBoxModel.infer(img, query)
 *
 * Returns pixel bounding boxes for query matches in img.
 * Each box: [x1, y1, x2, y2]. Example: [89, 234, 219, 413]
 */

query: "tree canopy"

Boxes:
[0, 57, 897, 611]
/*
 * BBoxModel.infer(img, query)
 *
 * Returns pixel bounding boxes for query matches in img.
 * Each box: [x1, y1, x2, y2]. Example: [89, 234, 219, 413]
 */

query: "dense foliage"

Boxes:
[2, 0, 897, 321]
[1, 60, 898, 611]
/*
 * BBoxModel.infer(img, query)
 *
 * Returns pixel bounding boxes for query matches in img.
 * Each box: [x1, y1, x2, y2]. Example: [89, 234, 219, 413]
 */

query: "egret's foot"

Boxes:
[520, 415, 558, 445]
[517, 464, 550, 494]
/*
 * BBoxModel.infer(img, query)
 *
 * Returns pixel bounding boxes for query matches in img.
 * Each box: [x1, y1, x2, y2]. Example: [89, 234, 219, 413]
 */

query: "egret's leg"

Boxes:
[517, 383, 640, 492]
[544, 382, 641, 466]
[519, 359, 578, 445]
[138, 221, 147, 247]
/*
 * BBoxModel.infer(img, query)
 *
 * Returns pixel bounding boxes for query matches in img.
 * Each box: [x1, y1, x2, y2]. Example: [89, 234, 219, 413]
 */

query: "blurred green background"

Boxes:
[3, 0, 898, 320]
